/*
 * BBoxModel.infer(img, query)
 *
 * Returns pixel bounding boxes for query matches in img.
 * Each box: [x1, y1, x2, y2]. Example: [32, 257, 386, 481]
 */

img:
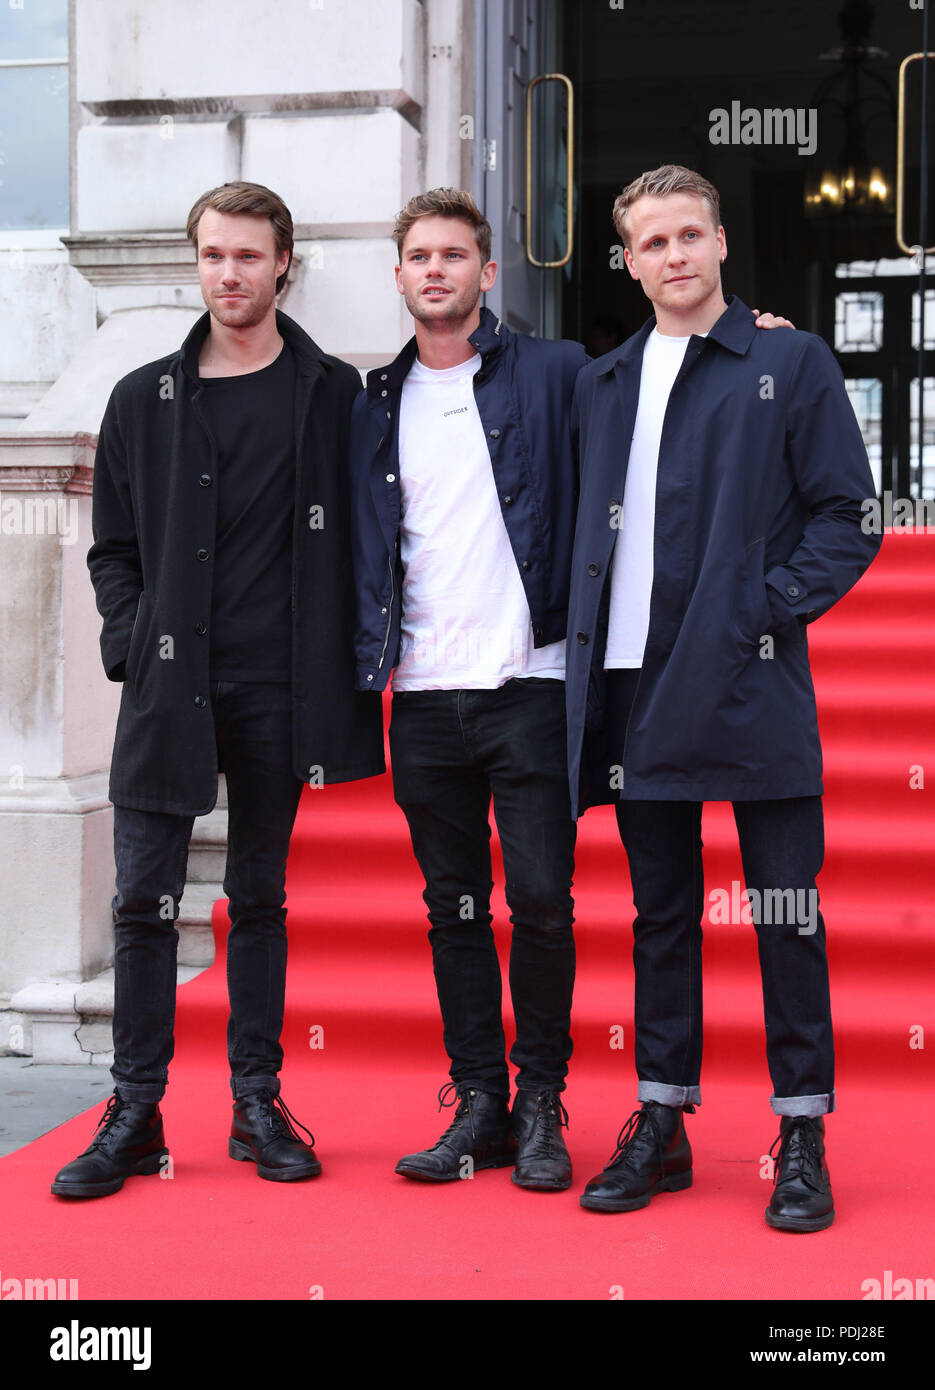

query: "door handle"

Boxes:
[896, 52, 935, 256]
[525, 72, 575, 268]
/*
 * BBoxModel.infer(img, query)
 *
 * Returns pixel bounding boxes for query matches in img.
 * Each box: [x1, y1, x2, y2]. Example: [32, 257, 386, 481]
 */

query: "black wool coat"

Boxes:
[88, 309, 385, 815]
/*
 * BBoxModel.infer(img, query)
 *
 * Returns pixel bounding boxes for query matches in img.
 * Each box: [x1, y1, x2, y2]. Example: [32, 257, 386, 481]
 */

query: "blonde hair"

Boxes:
[613, 165, 721, 248]
[393, 188, 492, 264]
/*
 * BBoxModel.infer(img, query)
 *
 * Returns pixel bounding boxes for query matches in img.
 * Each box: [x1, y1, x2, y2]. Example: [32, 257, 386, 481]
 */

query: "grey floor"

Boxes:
[0, 1056, 114, 1157]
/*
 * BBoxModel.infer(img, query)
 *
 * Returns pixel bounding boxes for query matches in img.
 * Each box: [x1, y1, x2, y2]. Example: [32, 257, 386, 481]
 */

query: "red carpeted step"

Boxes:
[2, 532, 931, 1302]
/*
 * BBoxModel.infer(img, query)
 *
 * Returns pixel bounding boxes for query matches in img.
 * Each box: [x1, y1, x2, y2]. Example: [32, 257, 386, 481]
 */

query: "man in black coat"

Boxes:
[51, 182, 384, 1199]
[566, 165, 881, 1229]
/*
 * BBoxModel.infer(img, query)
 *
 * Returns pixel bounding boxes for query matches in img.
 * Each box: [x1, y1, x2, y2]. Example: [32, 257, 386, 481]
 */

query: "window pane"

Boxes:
[0, 65, 68, 229]
[835, 292, 884, 353]
[911, 291, 935, 352]
[844, 378, 883, 495]
[0, 0, 67, 60]
[909, 379, 935, 499]
[836, 258, 927, 278]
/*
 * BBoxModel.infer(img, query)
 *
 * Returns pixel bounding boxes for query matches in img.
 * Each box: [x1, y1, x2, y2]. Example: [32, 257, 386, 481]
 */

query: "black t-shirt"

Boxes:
[198, 341, 296, 682]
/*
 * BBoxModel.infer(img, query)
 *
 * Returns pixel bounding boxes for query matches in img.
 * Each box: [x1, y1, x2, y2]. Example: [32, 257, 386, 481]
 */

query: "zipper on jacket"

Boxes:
[377, 553, 396, 671]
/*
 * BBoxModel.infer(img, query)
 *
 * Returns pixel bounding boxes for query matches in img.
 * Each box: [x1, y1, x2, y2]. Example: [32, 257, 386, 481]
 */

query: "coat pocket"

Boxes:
[124, 592, 146, 690]
[730, 537, 772, 650]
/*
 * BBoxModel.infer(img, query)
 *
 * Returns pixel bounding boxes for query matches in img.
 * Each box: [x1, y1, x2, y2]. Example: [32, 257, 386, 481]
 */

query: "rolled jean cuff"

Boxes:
[638, 1081, 701, 1108]
[770, 1090, 835, 1118]
[112, 1078, 165, 1105]
[230, 1076, 281, 1100]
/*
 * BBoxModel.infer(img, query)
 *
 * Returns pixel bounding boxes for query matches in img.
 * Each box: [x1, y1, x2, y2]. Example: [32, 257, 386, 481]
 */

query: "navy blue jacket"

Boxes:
[350, 306, 588, 691]
[566, 295, 882, 817]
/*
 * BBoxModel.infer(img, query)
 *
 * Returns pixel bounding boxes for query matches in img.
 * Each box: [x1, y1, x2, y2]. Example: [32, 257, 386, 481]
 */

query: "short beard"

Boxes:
[403, 278, 482, 330]
[206, 280, 277, 330]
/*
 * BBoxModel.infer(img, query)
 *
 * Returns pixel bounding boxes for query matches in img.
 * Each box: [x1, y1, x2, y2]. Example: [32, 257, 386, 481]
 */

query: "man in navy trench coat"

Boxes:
[565, 165, 881, 1229]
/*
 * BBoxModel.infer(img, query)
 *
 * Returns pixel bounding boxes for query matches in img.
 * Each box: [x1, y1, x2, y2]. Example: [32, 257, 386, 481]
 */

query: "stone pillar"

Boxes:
[0, 433, 119, 1060]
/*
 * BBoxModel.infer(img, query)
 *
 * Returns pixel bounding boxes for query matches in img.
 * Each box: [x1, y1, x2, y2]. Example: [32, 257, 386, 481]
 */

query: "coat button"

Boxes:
[194, 622, 207, 635]
[534, 627, 543, 640]
[489, 428, 501, 439]
[521, 560, 531, 571]
[196, 548, 209, 561]
[786, 583, 800, 597]
[386, 473, 396, 483]
[194, 694, 206, 708]
[503, 495, 513, 506]
[199, 473, 212, 487]
[577, 632, 589, 644]
[380, 373, 388, 381]
[381, 389, 388, 397]
[381, 606, 387, 615]
[367, 673, 374, 682]
[587, 563, 601, 576]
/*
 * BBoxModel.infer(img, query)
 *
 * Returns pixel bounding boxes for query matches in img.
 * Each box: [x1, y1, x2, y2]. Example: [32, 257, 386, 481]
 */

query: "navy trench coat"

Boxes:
[565, 295, 882, 817]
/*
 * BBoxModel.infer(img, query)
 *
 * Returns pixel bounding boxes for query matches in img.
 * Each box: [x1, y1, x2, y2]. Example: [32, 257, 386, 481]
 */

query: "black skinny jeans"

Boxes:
[389, 677, 577, 1098]
[110, 681, 303, 1104]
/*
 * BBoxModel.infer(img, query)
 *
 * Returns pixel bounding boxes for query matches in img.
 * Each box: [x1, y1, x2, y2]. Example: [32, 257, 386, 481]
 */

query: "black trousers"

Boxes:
[606, 669, 834, 1116]
[389, 677, 577, 1098]
[110, 681, 303, 1104]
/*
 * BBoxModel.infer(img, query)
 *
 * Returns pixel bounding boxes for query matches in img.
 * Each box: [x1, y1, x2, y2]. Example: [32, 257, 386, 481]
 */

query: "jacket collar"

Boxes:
[365, 304, 506, 400]
[180, 308, 329, 383]
[596, 294, 755, 376]
[468, 304, 506, 357]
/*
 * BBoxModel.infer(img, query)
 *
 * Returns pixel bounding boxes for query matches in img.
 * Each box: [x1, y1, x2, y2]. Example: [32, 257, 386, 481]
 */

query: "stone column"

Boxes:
[0, 432, 118, 1062]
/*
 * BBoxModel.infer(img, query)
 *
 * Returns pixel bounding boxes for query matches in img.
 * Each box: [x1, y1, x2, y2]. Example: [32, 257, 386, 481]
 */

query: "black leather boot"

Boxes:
[765, 1115, 834, 1231]
[579, 1101, 693, 1212]
[511, 1089, 572, 1191]
[395, 1082, 516, 1181]
[51, 1091, 168, 1198]
[229, 1091, 321, 1181]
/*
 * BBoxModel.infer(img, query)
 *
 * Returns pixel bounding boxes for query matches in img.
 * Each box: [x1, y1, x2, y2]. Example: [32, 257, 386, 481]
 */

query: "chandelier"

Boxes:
[804, 1, 896, 218]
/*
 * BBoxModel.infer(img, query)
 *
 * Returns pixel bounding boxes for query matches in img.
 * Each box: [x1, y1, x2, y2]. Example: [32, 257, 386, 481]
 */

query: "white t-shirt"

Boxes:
[393, 352, 566, 690]
[605, 329, 694, 669]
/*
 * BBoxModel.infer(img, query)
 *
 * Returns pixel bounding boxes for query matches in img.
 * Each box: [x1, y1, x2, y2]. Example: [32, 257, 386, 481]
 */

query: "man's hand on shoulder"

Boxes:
[752, 309, 796, 330]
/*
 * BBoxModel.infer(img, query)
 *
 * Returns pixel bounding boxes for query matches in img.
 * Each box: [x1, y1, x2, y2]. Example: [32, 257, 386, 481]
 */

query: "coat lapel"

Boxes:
[610, 354, 643, 497]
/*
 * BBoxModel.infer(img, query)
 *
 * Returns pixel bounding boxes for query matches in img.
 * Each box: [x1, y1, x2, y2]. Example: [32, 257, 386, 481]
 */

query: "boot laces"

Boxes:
[88, 1093, 126, 1151]
[769, 1117, 824, 1193]
[433, 1081, 479, 1146]
[261, 1092, 315, 1149]
[605, 1105, 666, 1177]
[527, 1091, 569, 1160]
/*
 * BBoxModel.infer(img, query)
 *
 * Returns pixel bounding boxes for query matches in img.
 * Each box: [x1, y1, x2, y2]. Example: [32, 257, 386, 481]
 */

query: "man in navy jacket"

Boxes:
[351, 189, 587, 1190]
[566, 165, 881, 1229]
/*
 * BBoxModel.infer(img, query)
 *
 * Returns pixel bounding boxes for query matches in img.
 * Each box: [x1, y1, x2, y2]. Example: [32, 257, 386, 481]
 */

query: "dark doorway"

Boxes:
[552, 0, 933, 497]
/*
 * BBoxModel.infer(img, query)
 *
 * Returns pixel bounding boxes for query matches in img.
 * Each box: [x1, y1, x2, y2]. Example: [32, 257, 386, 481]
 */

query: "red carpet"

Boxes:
[2, 532, 933, 1301]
